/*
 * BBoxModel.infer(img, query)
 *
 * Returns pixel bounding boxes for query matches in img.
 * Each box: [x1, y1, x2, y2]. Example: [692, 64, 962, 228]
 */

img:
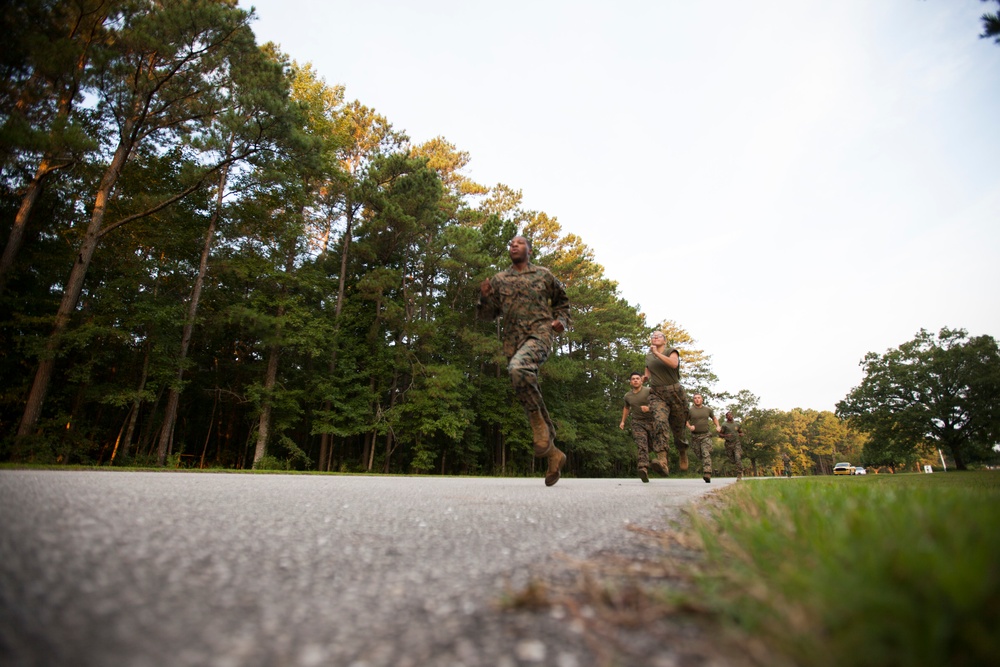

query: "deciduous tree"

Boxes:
[837, 328, 1000, 470]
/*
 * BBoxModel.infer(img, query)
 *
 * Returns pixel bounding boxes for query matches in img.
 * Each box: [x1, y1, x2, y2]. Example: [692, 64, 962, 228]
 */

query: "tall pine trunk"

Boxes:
[318, 201, 355, 470]
[110, 340, 151, 464]
[252, 345, 281, 467]
[251, 243, 295, 468]
[157, 154, 231, 465]
[17, 122, 136, 437]
[0, 156, 70, 290]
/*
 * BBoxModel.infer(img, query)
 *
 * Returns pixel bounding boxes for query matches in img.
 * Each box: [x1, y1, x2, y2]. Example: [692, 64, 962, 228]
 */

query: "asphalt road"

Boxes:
[0, 470, 734, 667]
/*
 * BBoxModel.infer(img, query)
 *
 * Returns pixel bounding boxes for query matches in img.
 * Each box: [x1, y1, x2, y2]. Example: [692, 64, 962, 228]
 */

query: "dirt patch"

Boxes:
[499, 522, 776, 667]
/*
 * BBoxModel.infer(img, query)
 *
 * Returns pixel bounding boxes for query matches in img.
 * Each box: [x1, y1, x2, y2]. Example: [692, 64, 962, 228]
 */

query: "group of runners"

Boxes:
[478, 234, 743, 486]
[619, 348, 744, 483]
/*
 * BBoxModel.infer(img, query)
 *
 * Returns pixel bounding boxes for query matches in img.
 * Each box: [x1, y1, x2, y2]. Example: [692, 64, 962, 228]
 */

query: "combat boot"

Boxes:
[638, 468, 649, 483]
[528, 411, 553, 457]
[650, 454, 669, 477]
[703, 472, 711, 483]
[678, 448, 689, 472]
[545, 446, 566, 486]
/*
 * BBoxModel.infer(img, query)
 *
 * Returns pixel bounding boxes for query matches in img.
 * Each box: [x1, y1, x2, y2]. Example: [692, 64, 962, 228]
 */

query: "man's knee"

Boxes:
[508, 365, 537, 388]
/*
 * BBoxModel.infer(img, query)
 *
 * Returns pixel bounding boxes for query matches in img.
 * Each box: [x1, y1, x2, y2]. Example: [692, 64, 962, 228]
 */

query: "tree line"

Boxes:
[0, 0, 670, 476]
[3, 1, 993, 477]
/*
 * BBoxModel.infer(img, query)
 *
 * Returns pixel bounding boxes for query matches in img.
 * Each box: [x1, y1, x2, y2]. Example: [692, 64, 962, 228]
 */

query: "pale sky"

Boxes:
[243, 0, 1000, 413]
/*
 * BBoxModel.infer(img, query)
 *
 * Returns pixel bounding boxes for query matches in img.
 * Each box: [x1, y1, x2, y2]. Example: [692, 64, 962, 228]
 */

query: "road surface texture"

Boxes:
[0, 470, 751, 667]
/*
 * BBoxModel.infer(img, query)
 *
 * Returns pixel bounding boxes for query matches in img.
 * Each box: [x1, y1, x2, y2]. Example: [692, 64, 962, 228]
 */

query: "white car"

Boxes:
[853, 466, 867, 475]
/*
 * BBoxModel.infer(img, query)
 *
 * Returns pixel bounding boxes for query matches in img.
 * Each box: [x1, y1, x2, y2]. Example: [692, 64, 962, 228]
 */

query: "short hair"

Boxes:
[629, 371, 643, 379]
[513, 235, 532, 251]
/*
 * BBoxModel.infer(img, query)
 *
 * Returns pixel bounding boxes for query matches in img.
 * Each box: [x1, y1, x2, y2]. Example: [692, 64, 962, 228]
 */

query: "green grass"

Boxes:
[688, 471, 1000, 667]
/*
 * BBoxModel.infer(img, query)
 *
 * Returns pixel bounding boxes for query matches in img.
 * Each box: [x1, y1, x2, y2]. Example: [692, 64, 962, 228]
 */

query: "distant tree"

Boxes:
[837, 328, 1000, 470]
[740, 406, 786, 477]
[724, 389, 759, 422]
[719, 390, 782, 476]
[808, 411, 850, 472]
[855, 431, 933, 474]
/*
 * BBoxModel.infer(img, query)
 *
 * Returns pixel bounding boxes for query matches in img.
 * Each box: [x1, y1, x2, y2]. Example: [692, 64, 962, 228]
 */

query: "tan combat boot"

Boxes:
[528, 411, 553, 457]
[545, 446, 566, 486]
[678, 448, 689, 472]
[650, 454, 669, 477]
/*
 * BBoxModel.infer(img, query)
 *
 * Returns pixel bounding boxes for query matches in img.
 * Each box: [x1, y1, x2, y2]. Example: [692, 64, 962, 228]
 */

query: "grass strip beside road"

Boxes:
[688, 471, 1000, 667]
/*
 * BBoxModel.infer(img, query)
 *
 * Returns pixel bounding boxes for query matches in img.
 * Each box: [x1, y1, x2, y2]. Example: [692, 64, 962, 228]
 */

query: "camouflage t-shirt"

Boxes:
[688, 405, 716, 433]
[646, 347, 681, 387]
[477, 263, 571, 358]
[623, 387, 653, 422]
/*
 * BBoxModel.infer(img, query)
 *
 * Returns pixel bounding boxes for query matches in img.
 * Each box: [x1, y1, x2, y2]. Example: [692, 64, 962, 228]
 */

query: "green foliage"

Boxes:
[701, 399, 871, 477]
[254, 454, 291, 471]
[1, 0, 910, 480]
[690, 472, 1000, 667]
[0, 0, 107, 172]
[837, 328, 1000, 471]
[739, 406, 785, 474]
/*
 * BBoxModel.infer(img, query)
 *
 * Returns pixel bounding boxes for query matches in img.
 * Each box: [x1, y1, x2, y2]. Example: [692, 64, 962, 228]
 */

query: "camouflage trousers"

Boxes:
[690, 431, 714, 474]
[508, 337, 555, 442]
[723, 436, 743, 476]
[649, 383, 689, 457]
[630, 419, 657, 470]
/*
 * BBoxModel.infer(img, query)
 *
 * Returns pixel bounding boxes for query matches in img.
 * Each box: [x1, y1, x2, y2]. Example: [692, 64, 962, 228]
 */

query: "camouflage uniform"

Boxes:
[687, 404, 717, 475]
[646, 348, 689, 466]
[623, 387, 655, 471]
[477, 263, 570, 449]
[719, 420, 743, 477]
[690, 432, 713, 473]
